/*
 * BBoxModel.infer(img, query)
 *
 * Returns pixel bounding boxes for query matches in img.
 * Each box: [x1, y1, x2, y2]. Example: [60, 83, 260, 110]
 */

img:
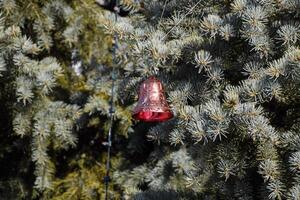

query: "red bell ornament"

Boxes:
[133, 76, 173, 122]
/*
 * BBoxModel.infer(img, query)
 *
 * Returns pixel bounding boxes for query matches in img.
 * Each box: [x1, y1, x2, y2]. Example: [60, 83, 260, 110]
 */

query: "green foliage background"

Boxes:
[0, 0, 128, 199]
[0, 0, 300, 200]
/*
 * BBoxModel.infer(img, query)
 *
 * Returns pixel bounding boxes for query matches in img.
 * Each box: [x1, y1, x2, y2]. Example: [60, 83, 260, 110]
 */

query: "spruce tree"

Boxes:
[99, 0, 300, 199]
[0, 0, 131, 199]
[0, 0, 299, 199]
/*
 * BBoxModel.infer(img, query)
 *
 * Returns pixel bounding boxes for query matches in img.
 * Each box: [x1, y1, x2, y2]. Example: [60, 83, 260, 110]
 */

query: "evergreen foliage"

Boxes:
[98, 0, 300, 199]
[0, 0, 128, 199]
[0, 0, 300, 199]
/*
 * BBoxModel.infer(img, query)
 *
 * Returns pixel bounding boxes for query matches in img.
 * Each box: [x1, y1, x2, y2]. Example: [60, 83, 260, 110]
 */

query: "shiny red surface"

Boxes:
[132, 76, 173, 122]
[133, 110, 173, 122]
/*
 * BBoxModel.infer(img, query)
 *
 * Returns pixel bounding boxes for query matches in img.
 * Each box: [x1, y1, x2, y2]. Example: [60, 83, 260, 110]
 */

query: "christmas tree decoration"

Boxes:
[133, 76, 173, 122]
[1, 0, 300, 199]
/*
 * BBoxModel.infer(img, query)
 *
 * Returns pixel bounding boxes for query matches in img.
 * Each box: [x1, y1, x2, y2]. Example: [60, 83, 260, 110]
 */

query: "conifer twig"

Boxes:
[162, 0, 202, 40]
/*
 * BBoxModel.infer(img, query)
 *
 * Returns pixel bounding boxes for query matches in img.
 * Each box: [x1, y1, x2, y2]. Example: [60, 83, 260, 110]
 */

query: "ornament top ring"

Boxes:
[132, 76, 173, 122]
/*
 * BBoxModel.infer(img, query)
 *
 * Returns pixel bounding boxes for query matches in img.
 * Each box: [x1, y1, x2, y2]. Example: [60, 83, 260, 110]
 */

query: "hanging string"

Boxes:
[159, 0, 168, 25]
[162, 0, 202, 40]
[104, 1, 119, 200]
